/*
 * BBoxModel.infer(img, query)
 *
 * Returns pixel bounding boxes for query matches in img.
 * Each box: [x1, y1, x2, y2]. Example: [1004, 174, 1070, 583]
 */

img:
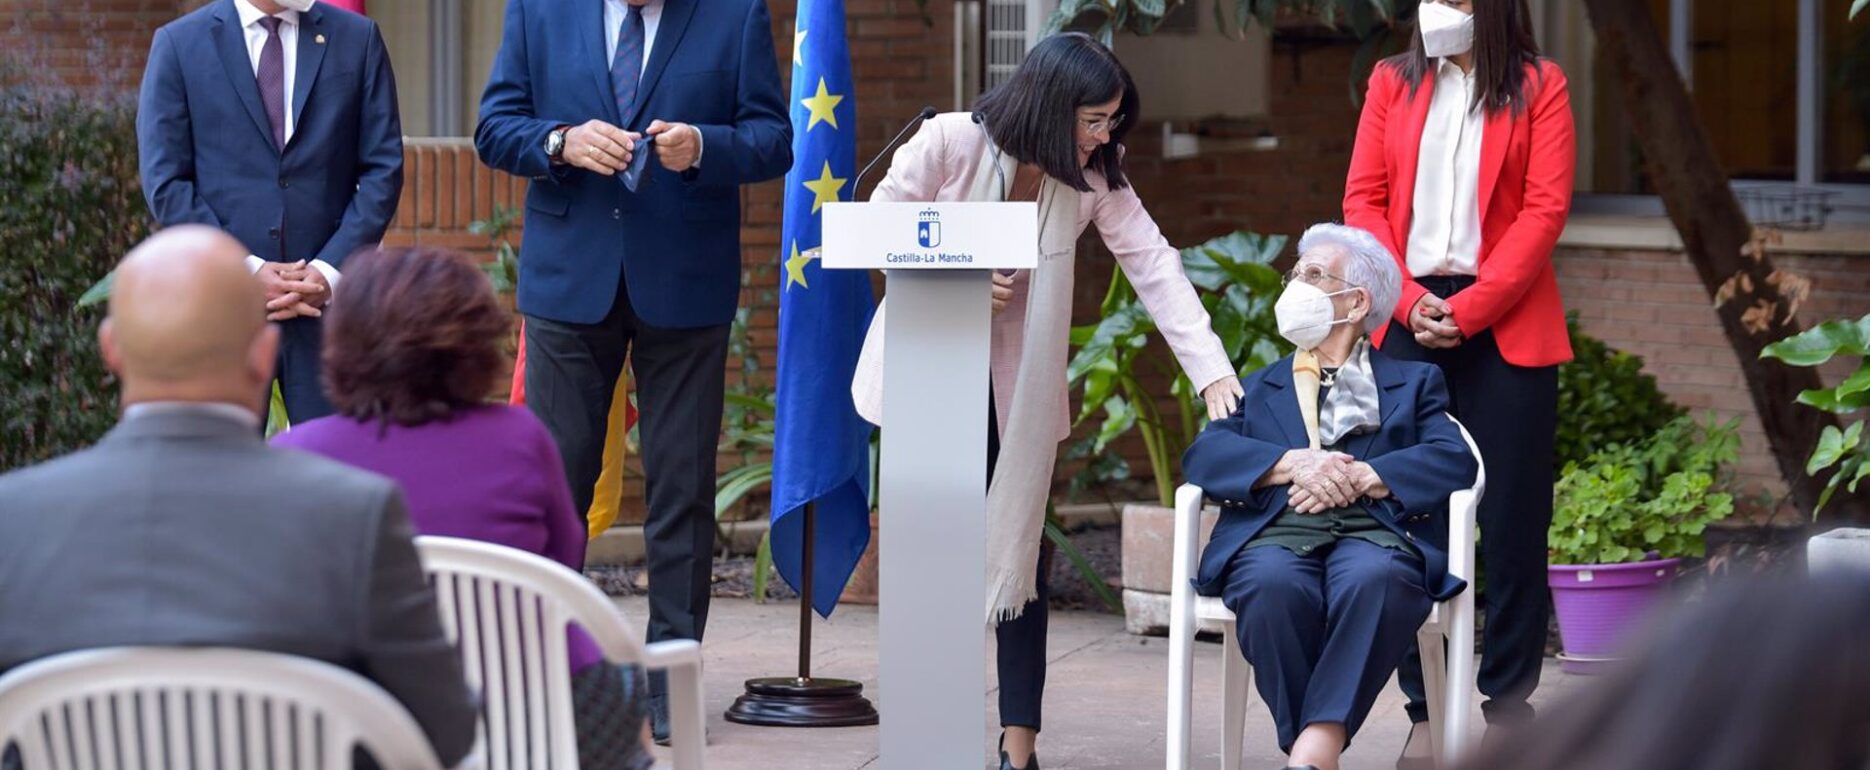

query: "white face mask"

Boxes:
[1419, 2, 1475, 59]
[274, 0, 316, 12]
[1274, 280, 1360, 351]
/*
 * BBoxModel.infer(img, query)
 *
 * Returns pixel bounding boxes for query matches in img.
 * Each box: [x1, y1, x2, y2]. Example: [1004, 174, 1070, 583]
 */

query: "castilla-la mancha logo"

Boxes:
[917, 209, 941, 248]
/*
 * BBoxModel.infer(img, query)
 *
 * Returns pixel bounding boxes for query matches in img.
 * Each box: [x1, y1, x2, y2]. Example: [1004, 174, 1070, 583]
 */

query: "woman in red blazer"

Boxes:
[1341, 0, 1574, 765]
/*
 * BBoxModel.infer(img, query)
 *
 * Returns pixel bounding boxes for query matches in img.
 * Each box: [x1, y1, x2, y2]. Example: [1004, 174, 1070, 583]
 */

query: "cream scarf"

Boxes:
[1292, 339, 1381, 449]
[851, 141, 1082, 625]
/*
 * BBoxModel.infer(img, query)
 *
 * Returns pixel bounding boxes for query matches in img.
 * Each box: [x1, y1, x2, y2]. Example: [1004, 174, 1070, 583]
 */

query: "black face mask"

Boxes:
[623, 133, 656, 193]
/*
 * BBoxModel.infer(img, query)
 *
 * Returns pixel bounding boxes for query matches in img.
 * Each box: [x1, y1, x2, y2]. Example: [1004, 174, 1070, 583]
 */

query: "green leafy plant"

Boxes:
[1549, 415, 1741, 565]
[1069, 230, 1291, 507]
[1555, 313, 1685, 472]
[1759, 314, 1870, 515]
[467, 206, 521, 296]
[1, 61, 150, 471]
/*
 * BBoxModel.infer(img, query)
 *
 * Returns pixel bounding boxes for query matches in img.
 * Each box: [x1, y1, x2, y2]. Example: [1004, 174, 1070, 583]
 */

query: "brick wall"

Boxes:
[2, 0, 193, 91]
[1555, 243, 1870, 517]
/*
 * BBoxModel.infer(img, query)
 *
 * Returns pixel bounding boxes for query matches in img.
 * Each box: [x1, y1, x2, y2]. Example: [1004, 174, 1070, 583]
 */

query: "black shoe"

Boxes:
[997, 732, 1038, 770]
[649, 693, 671, 746]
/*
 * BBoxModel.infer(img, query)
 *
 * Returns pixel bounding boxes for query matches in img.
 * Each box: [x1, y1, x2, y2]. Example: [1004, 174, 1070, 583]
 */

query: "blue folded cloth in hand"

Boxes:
[623, 134, 655, 192]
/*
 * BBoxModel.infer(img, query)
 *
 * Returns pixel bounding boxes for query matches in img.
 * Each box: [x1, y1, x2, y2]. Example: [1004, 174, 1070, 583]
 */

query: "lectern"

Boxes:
[822, 200, 1037, 769]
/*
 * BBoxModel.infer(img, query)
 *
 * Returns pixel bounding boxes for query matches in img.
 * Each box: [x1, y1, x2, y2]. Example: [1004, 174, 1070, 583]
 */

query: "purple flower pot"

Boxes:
[1548, 558, 1680, 675]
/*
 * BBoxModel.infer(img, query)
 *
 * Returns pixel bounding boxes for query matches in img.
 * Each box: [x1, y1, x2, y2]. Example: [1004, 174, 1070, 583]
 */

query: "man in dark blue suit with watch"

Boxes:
[474, 0, 791, 741]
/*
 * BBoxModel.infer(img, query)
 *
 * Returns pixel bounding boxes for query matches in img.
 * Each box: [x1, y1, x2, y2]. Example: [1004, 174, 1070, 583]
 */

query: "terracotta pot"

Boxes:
[838, 511, 882, 605]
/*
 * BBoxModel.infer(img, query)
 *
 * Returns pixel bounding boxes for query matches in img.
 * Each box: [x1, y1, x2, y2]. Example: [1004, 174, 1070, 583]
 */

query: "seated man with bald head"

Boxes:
[0, 226, 478, 768]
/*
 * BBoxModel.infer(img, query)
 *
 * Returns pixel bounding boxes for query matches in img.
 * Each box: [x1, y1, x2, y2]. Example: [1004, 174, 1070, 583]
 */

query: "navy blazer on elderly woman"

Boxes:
[1183, 348, 1478, 602]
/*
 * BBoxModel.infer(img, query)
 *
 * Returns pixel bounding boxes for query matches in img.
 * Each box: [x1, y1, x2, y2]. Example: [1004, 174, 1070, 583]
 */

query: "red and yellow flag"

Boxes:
[510, 325, 637, 541]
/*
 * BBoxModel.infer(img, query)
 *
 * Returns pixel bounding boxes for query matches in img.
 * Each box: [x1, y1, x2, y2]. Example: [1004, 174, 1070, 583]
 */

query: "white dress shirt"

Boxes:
[601, 0, 701, 164]
[1406, 57, 1484, 278]
[235, 0, 341, 291]
[235, 0, 300, 144]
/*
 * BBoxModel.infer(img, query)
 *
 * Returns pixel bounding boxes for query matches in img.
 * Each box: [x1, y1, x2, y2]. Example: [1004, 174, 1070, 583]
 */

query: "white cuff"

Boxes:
[309, 259, 342, 292]
[692, 125, 704, 168]
[245, 255, 265, 273]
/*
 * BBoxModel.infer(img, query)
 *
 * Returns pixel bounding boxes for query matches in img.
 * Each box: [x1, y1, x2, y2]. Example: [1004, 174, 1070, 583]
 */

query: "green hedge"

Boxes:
[1555, 312, 1685, 472]
[0, 62, 152, 471]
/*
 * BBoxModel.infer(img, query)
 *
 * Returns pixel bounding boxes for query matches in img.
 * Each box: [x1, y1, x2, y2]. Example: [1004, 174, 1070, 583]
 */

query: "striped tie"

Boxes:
[611, 4, 645, 121]
[257, 16, 287, 149]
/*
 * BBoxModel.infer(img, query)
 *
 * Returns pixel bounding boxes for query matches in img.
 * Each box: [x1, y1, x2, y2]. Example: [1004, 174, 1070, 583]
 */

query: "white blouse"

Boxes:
[1406, 58, 1484, 278]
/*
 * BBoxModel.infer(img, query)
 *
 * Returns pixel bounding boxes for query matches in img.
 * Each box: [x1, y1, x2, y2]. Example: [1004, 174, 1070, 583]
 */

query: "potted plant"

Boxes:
[1548, 415, 1739, 673]
[1760, 313, 1870, 568]
[1067, 230, 1289, 632]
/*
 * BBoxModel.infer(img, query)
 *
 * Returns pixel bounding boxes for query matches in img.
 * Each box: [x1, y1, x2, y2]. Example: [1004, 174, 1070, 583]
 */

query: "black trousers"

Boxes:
[275, 315, 334, 422]
[1383, 275, 1558, 725]
[523, 284, 731, 695]
[987, 389, 1051, 731]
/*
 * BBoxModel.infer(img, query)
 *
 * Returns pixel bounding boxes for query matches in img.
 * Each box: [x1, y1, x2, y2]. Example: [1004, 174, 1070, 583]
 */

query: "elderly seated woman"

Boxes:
[1182, 224, 1478, 770]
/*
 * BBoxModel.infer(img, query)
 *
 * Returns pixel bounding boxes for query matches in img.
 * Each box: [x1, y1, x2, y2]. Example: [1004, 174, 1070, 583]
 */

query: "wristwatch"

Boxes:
[544, 125, 571, 164]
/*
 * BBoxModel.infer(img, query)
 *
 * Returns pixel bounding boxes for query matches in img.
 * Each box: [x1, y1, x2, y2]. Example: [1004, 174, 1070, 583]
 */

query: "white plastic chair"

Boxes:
[415, 536, 705, 770]
[1166, 418, 1485, 769]
[0, 646, 446, 770]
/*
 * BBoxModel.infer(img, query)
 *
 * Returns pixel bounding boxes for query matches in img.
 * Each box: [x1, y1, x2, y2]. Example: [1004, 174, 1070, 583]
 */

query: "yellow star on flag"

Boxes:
[792, 28, 807, 66]
[801, 77, 844, 131]
[784, 241, 816, 290]
[802, 161, 846, 214]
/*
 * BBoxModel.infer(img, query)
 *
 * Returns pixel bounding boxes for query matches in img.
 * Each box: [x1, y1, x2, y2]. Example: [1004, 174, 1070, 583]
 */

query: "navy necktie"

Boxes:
[611, 4, 645, 121]
[257, 16, 287, 149]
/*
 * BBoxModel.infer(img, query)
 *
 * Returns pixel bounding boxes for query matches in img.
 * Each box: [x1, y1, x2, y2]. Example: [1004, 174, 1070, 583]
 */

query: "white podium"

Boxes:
[823, 201, 1037, 769]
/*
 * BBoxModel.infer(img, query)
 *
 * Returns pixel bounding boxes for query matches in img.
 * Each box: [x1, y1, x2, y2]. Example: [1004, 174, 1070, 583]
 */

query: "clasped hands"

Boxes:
[1409, 293, 1464, 350]
[1269, 449, 1389, 515]
[257, 261, 329, 321]
[560, 118, 701, 175]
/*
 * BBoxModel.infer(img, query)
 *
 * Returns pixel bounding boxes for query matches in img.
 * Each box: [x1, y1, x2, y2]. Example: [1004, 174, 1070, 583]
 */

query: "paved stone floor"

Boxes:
[631, 596, 1589, 770]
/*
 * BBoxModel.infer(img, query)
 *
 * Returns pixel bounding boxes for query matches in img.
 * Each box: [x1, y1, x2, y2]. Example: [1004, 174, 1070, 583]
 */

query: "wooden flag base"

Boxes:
[724, 676, 878, 727]
[724, 503, 878, 728]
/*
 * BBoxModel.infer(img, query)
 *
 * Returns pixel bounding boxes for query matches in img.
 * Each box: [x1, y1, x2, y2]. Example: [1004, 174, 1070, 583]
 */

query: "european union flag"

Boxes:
[770, 0, 874, 617]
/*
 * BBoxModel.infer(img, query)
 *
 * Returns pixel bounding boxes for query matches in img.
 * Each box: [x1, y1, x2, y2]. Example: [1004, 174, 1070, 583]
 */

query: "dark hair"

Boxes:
[971, 32, 1138, 192]
[321, 247, 510, 427]
[1456, 573, 1870, 770]
[1386, 0, 1541, 116]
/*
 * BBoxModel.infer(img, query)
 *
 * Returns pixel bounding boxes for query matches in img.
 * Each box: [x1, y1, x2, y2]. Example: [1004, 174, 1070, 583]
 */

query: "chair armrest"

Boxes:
[1171, 484, 1206, 599]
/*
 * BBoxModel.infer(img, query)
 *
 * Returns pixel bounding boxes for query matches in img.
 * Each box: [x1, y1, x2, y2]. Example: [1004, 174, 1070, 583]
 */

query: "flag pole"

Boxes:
[723, 501, 878, 727]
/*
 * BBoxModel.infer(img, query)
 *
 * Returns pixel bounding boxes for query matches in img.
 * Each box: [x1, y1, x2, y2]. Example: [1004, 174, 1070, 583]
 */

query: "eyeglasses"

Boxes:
[1283, 264, 1355, 288]
[1078, 114, 1126, 135]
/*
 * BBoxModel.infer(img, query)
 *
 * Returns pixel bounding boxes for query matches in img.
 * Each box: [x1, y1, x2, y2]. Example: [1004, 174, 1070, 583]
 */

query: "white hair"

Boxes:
[1296, 223, 1401, 334]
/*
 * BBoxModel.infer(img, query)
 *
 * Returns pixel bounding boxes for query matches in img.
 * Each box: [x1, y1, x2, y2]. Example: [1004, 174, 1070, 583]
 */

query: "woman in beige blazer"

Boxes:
[851, 33, 1241, 770]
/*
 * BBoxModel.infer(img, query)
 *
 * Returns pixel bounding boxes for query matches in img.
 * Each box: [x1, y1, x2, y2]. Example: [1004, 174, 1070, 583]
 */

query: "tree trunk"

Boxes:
[1580, 0, 1865, 521]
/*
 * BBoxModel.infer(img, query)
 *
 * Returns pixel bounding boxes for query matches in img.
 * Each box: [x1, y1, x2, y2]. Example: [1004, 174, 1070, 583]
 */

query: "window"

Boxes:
[1545, 0, 1869, 221]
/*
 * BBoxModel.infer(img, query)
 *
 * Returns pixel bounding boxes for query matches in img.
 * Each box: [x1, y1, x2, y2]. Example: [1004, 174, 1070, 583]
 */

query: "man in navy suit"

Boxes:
[474, 0, 790, 740]
[136, 0, 402, 422]
[1183, 224, 1478, 770]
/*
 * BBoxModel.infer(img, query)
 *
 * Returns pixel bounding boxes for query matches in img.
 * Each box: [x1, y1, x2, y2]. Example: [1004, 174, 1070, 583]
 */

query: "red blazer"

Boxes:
[1344, 58, 1576, 367]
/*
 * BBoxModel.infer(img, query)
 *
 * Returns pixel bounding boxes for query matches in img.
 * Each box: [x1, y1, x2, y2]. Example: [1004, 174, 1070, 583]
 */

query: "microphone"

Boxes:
[853, 106, 937, 200]
[971, 111, 1010, 203]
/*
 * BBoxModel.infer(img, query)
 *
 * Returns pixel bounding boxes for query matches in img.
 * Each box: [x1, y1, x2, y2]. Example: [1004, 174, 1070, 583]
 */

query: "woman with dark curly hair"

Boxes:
[273, 246, 655, 770]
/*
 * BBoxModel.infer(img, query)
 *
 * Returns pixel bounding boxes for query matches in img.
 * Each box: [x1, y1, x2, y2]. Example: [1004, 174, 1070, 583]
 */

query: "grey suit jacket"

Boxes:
[0, 408, 477, 766]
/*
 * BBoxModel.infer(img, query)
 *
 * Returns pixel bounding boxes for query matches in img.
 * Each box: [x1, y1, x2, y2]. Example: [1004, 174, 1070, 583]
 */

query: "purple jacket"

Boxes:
[275, 405, 602, 672]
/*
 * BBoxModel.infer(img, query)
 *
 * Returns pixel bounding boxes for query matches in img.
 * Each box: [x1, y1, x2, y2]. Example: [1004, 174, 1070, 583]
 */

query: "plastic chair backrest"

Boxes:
[415, 536, 649, 770]
[0, 646, 443, 770]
